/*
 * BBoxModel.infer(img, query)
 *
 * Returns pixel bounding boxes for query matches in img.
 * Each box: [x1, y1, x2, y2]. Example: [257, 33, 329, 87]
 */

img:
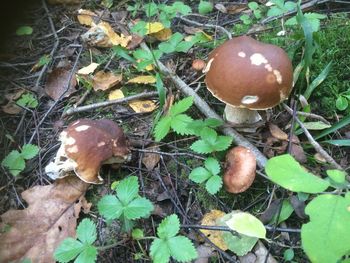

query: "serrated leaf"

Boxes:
[16, 93, 38, 109]
[157, 214, 180, 239]
[168, 236, 198, 262]
[326, 170, 346, 184]
[190, 139, 214, 154]
[97, 195, 123, 220]
[154, 115, 172, 141]
[175, 41, 194, 53]
[76, 219, 96, 245]
[204, 157, 220, 175]
[213, 136, 233, 152]
[265, 154, 330, 193]
[198, 1, 213, 14]
[170, 114, 193, 135]
[54, 238, 84, 263]
[116, 176, 139, 204]
[226, 212, 266, 239]
[150, 238, 170, 263]
[144, 3, 158, 17]
[21, 144, 39, 160]
[189, 167, 212, 183]
[205, 175, 222, 195]
[2, 150, 25, 176]
[301, 194, 350, 263]
[170, 96, 194, 116]
[158, 32, 183, 53]
[124, 197, 154, 220]
[204, 118, 223, 128]
[74, 245, 97, 263]
[200, 127, 217, 144]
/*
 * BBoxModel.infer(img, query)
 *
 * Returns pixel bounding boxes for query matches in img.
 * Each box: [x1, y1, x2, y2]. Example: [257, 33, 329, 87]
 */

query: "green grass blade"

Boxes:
[315, 115, 350, 140]
[304, 62, 332, 99]
[323, 139, 350, 146]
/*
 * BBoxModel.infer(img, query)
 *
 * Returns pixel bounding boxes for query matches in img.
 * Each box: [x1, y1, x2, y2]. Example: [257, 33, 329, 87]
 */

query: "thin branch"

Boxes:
[181, 224, 301, 233]
[283, 104, 330, 124]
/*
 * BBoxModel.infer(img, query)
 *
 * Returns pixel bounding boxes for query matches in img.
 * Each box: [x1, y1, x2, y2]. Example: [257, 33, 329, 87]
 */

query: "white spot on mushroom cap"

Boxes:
[241, 95, 259, 104]
[75, 125, 90, 132]
[202, 58, 214, 73]
[264, 64, 273, 72]
[65, 136, 76, 146]
[66, 145, 78, 153]
[238, 51, 246, 58]
[273, 69, 283, 84]
[97, 141, 106, 147]
[250, 53, 268, 66]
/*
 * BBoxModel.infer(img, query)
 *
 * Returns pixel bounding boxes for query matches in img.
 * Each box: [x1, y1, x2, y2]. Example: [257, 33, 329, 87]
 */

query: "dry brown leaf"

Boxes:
[142, 145, 160, 170]
[150, 28, 172, 41]
[226, 4, 247, 14]
[127, 75, 156, 84]
[200, 210, 228, 251]
[77, 62, 99, 75]
[214, 3, 227, 13]
[269, 123, 288, 141]
[128, 100, 157, 113]
[45, 67, 77, 101]
[1, 102, 22, 114]
[183, 26, 203, 35]
[77, 9, 97, 27]
[127, 34, 144, 50]
[92, 71, 122, 91]
[108, 89, 125, 100]
[4, 89, 25, 101]
[0, 176, 89, 263]
[195, 245, 215, 263]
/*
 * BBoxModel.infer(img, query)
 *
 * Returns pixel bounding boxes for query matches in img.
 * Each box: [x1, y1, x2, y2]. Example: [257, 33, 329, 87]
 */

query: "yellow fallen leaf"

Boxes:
[77, 9, 97, 27]
[77, 62, 99, 75]
[98, 22, 131, 47]
[127, 75, 156, 84]
[145, 22, 164, 34]
[150, 28, 172, 41]
[92, 71, 122, 91]
[108, 89, 124, 100]
[200, 210, 228, 251]
[185, 31, 213, 42]
[128, 100, 157, 113]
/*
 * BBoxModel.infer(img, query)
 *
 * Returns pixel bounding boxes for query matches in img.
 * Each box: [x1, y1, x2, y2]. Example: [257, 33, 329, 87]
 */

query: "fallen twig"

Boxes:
[283, 104, 330, 124]
[181, 224, 301, 233]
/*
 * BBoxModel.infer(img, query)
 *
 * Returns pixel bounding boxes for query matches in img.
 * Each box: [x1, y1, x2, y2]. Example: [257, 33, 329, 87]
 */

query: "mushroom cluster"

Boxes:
[204, 36, 293, 125]
[45, 119, 131, 184]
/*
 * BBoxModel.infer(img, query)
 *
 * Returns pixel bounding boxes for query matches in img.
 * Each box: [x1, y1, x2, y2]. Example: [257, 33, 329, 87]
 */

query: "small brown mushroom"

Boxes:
[223, 146, 256, 193]
[45, 119, 131, 184]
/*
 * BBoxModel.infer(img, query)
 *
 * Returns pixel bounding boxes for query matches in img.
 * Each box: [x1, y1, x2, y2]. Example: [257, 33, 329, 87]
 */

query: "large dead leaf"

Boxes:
[127, 75, 156, 84]
[77, 9, 97, 27]
[150, 28, 172, 41]
[45, 67, 77, 101]
[77, 62, 100, 75]
[128, 100, 157, 113]
[0, 176, 89, 263]
[108, 89, 124, 100]
[142, 145, 160, 170]
[92, 71, 122, 91]
[268, 123, 288, 141]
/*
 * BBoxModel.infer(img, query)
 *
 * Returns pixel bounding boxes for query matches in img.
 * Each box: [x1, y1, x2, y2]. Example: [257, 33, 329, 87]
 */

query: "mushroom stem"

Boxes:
[224, 105, 262, 125]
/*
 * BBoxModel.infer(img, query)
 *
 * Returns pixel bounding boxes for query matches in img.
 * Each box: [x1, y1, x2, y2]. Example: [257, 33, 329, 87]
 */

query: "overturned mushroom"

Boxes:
[45, 119, 131, 184]
[223, 146, 256, 193]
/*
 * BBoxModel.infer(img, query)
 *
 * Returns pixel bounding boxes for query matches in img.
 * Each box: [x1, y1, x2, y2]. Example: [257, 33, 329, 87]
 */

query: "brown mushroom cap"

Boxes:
[61, 119, 130, 184]
[223, 146, 256, 193]
[205, 36, 293, 110]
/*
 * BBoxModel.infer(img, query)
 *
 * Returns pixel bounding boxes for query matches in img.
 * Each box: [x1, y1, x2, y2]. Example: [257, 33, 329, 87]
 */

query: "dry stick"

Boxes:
[62, 91, 158, 116]
[283, 103, 330, 124]
[140, 43, 268, 168]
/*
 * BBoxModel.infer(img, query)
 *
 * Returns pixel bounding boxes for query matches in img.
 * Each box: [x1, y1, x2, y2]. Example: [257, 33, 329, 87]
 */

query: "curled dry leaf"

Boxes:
[45, 67, 77, 101]
[127, 75, 156, 84]
[128, 100, 157, 113]
[1, 102, 22, 114]
[0, 176, 89, 263]
[142, 145, 160, 171]
[77, 9, 97, 27]
[150, 28, 172, 41]
[200, 210, 228, 251]
[77, 62, 99, 75]
[268, 123, 288, 141]
[92, 71, 122, 91]
[108, 89, 124, 100]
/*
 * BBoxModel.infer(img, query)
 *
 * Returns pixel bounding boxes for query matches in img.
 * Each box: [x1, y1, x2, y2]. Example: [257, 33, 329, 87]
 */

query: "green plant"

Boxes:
[16, 93, 38, 108]
[150, 214, 197, 263]
[336, 91, 350, 111]
[2, 144, 39, 176]
[16, 26, 33, 36]
[97, 176, 154, 231]
[133, 49, 163, 70]
[158, 32, 194, 54]
[239, 1, 263, 25]
[266, 0, 296, 17]
[265, 154, 350, 263]
[198, 1, 213, 15]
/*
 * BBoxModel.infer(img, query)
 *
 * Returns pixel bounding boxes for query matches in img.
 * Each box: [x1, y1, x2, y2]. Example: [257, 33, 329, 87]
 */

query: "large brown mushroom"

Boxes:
[204, 35, 293, 125]
[45, 119, 131, 184]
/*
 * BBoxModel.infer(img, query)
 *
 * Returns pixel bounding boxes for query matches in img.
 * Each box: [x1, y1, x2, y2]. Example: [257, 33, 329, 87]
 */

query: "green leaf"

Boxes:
[304, 62, 332, 99]
[76, 219, 96, 245]
[132, 228, 144, 239]
[267, 6, 284, 17]
[150, 238, 170, 263]
[200, 127, 217, 144]
[169, 96, 194, 116]
[324, 139, 350, 146]
[213, 136, 233, 152]
[157, 214, 180, 239]
[21, 144, 39, 160]
[265, 154, 330, 193]
[154, 115, 172, 141]
[116, 176, 140, 205]
[198, 1, 213, 14]
[284, 248, 295, 261]
[97, 195, 123, 220]
[16, 93, 38, 108]
[54, 238, 84, 263]
[269, 199, 294, 225]
[204, 118, 224, 128]
[226, 211, 266, 239]
[302, 121, 331, 130]
[189, 167, 212, 183]
[155, 73, 166, 108]
[16, 26, 33, 36]
[326, 170, 346, 184]
[190, 140, 214, 154]
[315, 115, 350, 140]
[124, 197, 154, 220]
[113, 46, 136, 63]
[158, 32, 183, 54]
[171, 114, 193, 135]
[171, 2, 191, 15]
[175, 41, 194, 53]
[204, 157, 220, 175]
[144, 3, 158, 17]
[168, 236, 198, 262]
[240, 14, 252, 25]
[248, 2, 259, 10]
[205, 175, 222, 195]
[301, 194, 350, 263]
[131, 21, 147, 36]
[74, 245, 97, 263]
[2, 150, 25, 176]
[336, 96, 348, 111]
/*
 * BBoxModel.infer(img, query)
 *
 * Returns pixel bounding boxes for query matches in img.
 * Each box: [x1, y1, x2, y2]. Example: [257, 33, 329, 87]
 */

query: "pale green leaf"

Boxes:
[74, 245, 97, 263]
[200, 127, 217, 144]
[269, 200, 294, 225]
[302, 121, 331, 130]
[265, 154, 330, 193]
[116, 176, 139, 204]
[16, 93, 38, 109]
[154, 116, 172, 141]
[336, 96, 348, 111]
[16, 26, 33, 36]
[204, 157, 220, 175]
[132, 228, 144, 239]
[2, 150, 25, 176]
[170, 96, 194, 116]
[124, 197, 154, 220]
[175, 41, 194, 53]
[21, 144, 39, 160]
[97, 195, 123, 220]
[54, 238, 84, 263]
[189, 167, 212, 183]
[326, 170, 346, 184]
[168, 236, 198, 262]
[150, 239, 170, 263]
[226, 211, 266, 239]
[155, 73, 166, 108]
[144, 3, 158, 17]
[205, 175, 222, 195]
[171, 114, 193, 135]
[213, 136, 233, 152]
[190, 139, 213, 154]
[157, 214, 180, 239]
[198, 1, 213, 14]
[76, 219, 96, 245]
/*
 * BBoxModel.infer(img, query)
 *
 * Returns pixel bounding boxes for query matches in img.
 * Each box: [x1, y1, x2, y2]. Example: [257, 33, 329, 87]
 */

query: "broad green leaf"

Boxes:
[171, 1, 191, 15]
[169, 96, 194, 116]
[150, 238, 170, 263]
[302, 121, 331, 130]
[97, 195, 123, 220]
[74, 245, 97, 263]
[226, 211, 266, 239]
[248, 2, 259, 10]
[175, 41, 194, 53]
[2, 150, 25, 176]
[54, 238, 84, 262]
[200, 127, 217, 144]
[113, 46, 136, 63]
[267, 6, 284, 17]
[131, 21, 147, 36]
[269, 200, 294, 225]
[144, 3, 158, 17]
[154, 115, 172, 141]
[213, 136, 233, 152]
[124, 197, 154, 220]
[301, 194, 350, 263]
[116, 176, 139, 204]
[189, 167, 212, 183]
[205, 175, 222, 195]
[170, 114, 193, 135]
[158, 32, 183, 53]
[76, 219, 96, 245]
[204, 157, 220, 175]
[198, 1, 213, 14]
[21, 144, 39, 160]
[284, 248, 295, 261]
[168, 236, 198, 262]
[326, 170, 346, 184]
[16, 26, 33, 36]
[315, 115, 350, 140]
[190, 139, 214, 154]
[265, 154, 330, 193]
[155, 73, 166, 108]
[324, 139, 350, 146]
[336, 96, 348, 111]
[204, 118, 223, 127]
[157, 214, 180, 239]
